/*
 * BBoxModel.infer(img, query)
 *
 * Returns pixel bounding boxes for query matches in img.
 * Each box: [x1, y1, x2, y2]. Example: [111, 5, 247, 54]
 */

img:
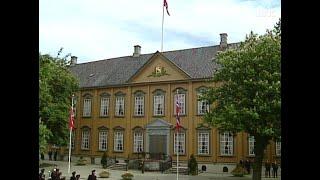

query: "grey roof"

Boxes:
[70, 43, 240, 88]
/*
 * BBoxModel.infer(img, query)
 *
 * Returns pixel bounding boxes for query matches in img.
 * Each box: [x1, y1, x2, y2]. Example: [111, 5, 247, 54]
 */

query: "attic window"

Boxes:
[89, 73, 94, 77]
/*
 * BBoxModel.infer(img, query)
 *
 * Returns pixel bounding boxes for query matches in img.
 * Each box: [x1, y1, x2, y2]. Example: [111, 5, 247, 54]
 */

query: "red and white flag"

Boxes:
[69, 106, 75, 130]
[175, 95, 181, 130]
[163, 0, 170, 16]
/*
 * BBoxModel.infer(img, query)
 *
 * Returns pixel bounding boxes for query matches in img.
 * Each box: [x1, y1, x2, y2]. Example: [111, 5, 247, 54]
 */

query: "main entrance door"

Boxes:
[145, 119, 172, 156]
[149, 135, 167, 154]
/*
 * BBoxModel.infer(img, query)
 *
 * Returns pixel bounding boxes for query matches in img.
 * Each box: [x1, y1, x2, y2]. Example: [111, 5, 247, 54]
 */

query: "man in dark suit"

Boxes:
[70, 171, 76, 180]
[87, 170, 97, 180]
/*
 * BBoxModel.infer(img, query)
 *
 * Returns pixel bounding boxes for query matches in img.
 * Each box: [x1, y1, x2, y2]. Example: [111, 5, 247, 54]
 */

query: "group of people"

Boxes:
[265, 160, 279, 178]
[39, 169, 97, 180]
[47, 150, 59, 161]
[239, 159, 252, 174]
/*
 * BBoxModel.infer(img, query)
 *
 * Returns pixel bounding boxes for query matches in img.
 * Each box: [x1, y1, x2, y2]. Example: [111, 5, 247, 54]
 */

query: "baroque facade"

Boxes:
[68, 33, 281, 164]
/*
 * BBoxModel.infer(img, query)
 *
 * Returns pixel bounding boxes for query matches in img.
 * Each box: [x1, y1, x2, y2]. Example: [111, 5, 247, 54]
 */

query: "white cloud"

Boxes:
[40, 0, 281, 63]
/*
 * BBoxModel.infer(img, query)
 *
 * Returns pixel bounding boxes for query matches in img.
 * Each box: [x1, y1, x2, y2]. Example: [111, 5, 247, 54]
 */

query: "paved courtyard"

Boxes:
[39, 160, 281, 180]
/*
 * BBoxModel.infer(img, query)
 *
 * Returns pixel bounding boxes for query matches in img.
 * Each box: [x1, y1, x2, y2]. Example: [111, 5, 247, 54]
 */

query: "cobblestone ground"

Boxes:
[39, 160, 281, 180]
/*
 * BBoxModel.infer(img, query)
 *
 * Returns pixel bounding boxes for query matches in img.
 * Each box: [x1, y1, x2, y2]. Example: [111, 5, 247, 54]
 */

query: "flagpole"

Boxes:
[68, 94, 74, 174]
[176, 89, 179, 180]
[161, 0, 164, 52]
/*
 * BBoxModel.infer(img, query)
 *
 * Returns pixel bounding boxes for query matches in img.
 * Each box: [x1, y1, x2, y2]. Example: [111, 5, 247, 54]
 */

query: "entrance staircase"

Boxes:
[108, 162, 128, 171]
[165, 161, 189, 175]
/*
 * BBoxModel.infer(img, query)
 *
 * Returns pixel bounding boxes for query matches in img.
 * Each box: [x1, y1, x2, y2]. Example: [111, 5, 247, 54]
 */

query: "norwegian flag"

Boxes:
[69, 106, 75, 130]
[175, 95, 181, 130]
[163, 0, 170, 16]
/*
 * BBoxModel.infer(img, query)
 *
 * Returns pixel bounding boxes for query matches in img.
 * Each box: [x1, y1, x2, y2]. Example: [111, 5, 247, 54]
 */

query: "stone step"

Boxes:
[108, 163, 128, 171]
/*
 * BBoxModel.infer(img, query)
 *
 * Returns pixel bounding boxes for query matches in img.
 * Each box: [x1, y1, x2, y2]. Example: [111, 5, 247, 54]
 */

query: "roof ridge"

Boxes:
[74, 45, 223, 65]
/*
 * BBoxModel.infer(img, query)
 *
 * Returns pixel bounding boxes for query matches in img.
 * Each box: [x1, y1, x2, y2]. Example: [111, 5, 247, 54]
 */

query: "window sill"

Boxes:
[81, 149, 90, 151]
[196, 114, 205, 116]
[113, 150, 124, 153]
[153, 115, 165, 118]
[132, 152, 145, 154]
[246, 155, 255, 158]
[114, 116, 125, 118]
[173, 153, 186, 156]
[197, 154, 211, 157]
[219, 155, 236, 157]
[173, 114, 187, 117]
[133, 115, 145, 118]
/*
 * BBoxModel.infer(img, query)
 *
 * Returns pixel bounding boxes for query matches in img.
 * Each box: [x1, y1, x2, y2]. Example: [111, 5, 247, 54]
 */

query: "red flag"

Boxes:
[69, 107, 75, 130]
[163, 0, 170, 16]
[175, 95, 181, 130]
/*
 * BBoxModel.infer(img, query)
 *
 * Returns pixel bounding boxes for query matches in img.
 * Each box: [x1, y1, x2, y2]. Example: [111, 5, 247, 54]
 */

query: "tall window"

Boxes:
[174, 132, 185, 154]
[73, 96, 77, 117]
[276, 141, 281, 156]
[220, 132, 233, 155]
[174, 93, 186, 115]
[198, 132, 209, 155]
[100, 97, 109, 117]
[115, 96, 125, 116]
[133, 132, 143, 153]
[83, 98, 92, 117]
[248, 136, 255, 156]
[154, 95, 164, 116]
[134, 96, 144, 116]
[71, 131, 75, 149]
[197, 94, 209, 115]
[99, 131, 107, 151]
[114, 131, 124, 151]
[81, 130, 90, 150]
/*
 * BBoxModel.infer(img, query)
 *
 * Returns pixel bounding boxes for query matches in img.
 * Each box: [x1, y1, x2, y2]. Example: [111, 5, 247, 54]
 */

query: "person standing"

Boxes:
[87, 170, 97, 180]
[75, 175, 80, 180]
[39, 169, 45, 180]
[54, 150, 58, 161]
[244, 159, 251, 174]
[272, 161, 279, 178]
[70, 171, 76, 180]
[48, 150, 53, 161]
[265, 160, 271, 178]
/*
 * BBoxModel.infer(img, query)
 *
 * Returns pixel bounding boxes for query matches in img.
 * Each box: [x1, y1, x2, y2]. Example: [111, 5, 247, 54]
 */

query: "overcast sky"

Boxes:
[39, 0, 281, 64]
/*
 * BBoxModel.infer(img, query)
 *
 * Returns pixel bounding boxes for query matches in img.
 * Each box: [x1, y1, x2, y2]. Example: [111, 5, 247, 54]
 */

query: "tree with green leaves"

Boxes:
[203, 19, 280, 180]
[39, 48, 79, 151]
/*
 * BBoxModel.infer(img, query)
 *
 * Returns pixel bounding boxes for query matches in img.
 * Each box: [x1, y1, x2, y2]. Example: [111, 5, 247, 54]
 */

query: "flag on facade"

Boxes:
[163, 0, 170, 16]
[175, 95, 181, 130]
[69, 106, 75, 130]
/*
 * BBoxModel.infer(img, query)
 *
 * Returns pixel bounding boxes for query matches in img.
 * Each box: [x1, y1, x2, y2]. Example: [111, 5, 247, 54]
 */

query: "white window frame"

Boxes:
[198, 132, 209, 155]
[197, 94, 210, 115]
[276, 141, 281, 156]
[133, 131, 143, 153]
[115, 96, 125, 116]
[99, 131, 108, 151]
[100, 97, 109, 117]
[134, 96, 144, 116]
[153, 95, 164, 116]
[114, 131, 124, 152]
[81, 130, 90, 150]
[83, 98, 92, 117]
[174, 132, 185, 155]
[220, 132, 234, 156]
[248, 136, 255, 156]
[174, 94, 186, 115]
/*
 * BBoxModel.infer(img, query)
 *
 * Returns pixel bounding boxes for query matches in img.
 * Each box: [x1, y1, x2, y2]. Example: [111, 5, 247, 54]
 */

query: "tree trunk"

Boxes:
[252, 136, 268, 180]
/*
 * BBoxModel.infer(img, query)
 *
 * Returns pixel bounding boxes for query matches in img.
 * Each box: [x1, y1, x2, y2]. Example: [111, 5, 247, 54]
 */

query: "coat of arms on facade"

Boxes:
[148, 66, 170, 77]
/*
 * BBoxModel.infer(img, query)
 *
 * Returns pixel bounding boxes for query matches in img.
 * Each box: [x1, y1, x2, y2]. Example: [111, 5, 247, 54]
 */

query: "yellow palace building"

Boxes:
[68, 33, 281, 168]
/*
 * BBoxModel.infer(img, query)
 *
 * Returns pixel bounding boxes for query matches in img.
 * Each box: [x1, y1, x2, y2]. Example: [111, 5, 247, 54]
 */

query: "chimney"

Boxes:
[70, 56, 77, 66]
[219, 33, 228, 49]
[133, 45, 141, 57]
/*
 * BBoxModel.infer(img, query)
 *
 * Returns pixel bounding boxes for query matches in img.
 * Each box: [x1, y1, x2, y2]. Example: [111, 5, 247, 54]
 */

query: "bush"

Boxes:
[101, 152, 108, 168]
[188, 154, 198, 175]
[121, 172, 134, 180]
[231, 164, 247, 177]
[99, 170, 110, 178]
[76, 156, 86, 166]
